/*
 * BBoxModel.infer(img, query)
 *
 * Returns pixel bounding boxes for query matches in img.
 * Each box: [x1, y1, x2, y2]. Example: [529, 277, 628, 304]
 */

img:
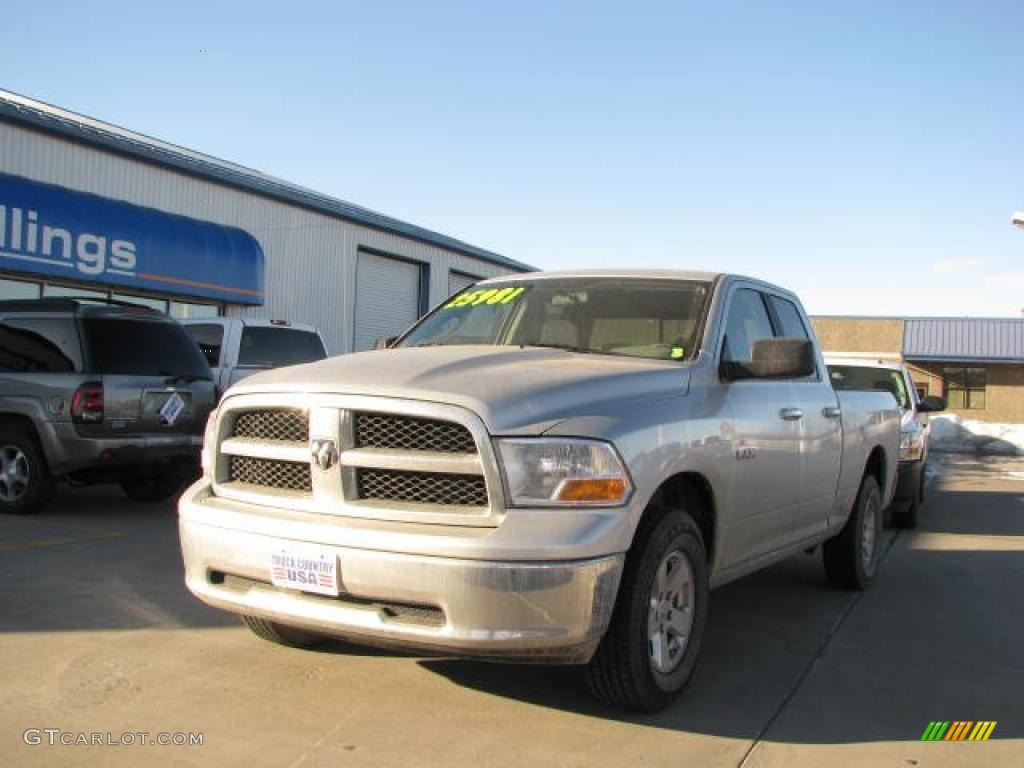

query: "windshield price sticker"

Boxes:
[444, 286, 525, 309]
[159, 392, 186, 426]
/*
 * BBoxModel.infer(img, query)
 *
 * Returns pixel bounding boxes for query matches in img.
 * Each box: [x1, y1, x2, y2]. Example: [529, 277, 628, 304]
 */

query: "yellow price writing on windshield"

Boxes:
[445, 286, 525, 309]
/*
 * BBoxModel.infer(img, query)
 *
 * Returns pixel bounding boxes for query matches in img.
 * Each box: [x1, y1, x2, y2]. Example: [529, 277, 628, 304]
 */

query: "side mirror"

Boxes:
[917, 394, 946, 413]
[745, 338, 816, 379]
[374, 336, 398, 350]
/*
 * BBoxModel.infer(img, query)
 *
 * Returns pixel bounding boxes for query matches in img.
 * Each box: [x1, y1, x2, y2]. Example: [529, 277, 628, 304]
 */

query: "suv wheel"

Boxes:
[586, 506, 709, 712]
[0, 429, 52, 515]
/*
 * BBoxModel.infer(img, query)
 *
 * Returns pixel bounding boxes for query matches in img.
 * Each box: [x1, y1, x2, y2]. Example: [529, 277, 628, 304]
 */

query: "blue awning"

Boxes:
[0, 172, 264, 304]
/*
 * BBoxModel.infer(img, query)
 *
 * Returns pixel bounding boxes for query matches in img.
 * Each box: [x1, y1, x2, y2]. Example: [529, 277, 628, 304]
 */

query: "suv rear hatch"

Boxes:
[80, 315, 215, 436]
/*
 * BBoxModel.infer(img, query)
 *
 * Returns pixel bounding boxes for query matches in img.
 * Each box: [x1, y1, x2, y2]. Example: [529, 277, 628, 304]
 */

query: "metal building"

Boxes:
[0, 89, 532, 353]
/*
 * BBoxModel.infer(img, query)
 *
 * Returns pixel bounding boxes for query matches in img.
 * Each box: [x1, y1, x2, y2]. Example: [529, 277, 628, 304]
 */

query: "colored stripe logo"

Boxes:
[920, 721, 997, 741]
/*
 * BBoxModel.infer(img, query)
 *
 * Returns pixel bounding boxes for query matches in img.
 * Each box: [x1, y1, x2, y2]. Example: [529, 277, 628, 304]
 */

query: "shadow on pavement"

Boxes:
[415, 469, 1024, 743]
[0, 484, 235, 632]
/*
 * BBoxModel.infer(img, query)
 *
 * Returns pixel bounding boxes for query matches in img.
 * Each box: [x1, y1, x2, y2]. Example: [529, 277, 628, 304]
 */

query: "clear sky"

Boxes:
[2, 0, 1021, 316]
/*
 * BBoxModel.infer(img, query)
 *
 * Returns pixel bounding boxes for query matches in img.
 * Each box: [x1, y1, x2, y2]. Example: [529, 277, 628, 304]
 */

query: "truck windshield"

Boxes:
[398, 278, 711, 361]
[828, 364, 910, 410]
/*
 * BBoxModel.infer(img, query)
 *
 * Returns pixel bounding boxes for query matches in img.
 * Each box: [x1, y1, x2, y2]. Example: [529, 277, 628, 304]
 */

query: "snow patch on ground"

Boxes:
[929, 415, 1024, 456]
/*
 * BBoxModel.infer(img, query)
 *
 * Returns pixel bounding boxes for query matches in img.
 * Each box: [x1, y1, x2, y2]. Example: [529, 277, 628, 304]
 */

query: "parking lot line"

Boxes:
[0, 531, 126, 552]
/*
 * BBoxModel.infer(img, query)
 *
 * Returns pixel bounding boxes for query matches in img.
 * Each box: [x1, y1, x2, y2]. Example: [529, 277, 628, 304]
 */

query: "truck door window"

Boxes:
[767, 295, 810, 340]
[721, 289, 774, 371]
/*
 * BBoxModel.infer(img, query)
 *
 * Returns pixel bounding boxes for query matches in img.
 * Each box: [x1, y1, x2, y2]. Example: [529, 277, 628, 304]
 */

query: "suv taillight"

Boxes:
[71, 381, 104, 424]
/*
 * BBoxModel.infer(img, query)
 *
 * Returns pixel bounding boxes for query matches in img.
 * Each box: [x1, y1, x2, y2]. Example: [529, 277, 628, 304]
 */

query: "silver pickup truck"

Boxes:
[179, 270, 899, 712]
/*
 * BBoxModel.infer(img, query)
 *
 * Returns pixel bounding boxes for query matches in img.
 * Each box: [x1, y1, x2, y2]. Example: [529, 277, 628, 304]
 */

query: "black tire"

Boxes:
[586, 506, 709, 712]
[823, 474, 883, 590]
[120, 474, 187, 503]
[891, 471, 921, 530]
[0, 428, 53, 515]
[240, 615, 326, 648]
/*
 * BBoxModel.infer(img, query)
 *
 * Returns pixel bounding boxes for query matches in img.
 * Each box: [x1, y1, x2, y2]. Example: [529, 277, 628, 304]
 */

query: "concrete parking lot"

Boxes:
[2, 455, 1021, 767]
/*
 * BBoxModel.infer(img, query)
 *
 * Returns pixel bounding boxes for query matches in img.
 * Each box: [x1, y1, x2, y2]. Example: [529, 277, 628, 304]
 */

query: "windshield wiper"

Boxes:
[520, 343, 600, 355]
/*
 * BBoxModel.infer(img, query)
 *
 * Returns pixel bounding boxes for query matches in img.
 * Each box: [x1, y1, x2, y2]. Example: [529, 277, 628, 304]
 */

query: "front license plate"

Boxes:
[269, 547, 339, 596]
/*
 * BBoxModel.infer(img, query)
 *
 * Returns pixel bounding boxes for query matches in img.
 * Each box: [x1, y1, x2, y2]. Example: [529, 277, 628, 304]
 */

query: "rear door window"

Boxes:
[185, 324, 224, 367]
[237, 327, 326, 367]
[0, 316, 81, 373]
[83, 317, 211, 379]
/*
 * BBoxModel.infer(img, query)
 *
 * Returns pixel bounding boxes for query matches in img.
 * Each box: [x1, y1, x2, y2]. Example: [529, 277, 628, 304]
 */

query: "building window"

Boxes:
[169, 301, 220, 319]
[914, 384, 928, 400]
[42, 283, 107, 300]
[0, 277, 42, 300]
[943, 367, 986, 410]
[112, 293, 169, 313]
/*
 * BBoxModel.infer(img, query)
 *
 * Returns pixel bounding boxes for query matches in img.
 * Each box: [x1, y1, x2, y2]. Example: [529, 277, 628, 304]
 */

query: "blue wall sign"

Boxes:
[0, 172, 264, 305]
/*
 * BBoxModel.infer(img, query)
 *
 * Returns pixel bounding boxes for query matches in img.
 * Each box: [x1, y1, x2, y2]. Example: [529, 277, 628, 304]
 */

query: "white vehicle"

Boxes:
[179, 271, 899, 712]
[826, 354, 946, 528]
[181, 318, 327, 395]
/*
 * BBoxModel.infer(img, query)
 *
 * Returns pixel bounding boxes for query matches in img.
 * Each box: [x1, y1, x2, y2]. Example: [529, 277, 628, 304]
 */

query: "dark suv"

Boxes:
[0, 299, 216, 513]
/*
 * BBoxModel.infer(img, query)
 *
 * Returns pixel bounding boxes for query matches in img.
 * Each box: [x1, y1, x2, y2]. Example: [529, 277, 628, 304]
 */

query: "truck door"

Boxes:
[718, 287, 804, 566]
[765, 294, 842, 541]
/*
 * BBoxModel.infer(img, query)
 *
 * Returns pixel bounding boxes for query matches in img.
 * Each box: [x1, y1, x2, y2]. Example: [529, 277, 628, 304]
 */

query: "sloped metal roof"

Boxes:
[903, 318, 1024, 362]
[0, 89, 533, 272]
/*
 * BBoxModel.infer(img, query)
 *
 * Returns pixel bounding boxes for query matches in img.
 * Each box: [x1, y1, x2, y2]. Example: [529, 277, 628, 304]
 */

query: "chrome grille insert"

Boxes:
[354, 413, 476, 454]
[356, 469, 487, 507]
[228, 456, 311, 493]
[232, 409, 308, 443]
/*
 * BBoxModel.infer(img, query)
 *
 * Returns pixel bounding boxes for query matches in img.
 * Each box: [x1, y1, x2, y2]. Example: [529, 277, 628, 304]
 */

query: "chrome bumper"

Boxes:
[179, 482, 624, 664]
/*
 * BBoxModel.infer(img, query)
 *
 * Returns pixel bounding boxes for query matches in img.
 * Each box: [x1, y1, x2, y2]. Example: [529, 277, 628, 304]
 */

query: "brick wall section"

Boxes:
[810, 317, 905, 355]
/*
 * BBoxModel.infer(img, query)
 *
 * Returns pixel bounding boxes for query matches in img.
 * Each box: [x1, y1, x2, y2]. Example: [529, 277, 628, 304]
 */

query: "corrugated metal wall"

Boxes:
[0, 122, 521, 354]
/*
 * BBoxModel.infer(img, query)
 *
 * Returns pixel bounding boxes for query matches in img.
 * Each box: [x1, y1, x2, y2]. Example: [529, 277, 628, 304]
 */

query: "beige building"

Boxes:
[811, 316, 1024, 424]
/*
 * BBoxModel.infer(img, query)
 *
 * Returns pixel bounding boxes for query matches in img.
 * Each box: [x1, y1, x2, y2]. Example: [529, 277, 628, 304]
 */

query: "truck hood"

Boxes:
[225, 346, 691, 434]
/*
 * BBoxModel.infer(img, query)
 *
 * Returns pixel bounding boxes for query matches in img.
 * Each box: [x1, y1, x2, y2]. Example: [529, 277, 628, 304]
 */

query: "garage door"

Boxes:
[353, 252, 423, 351]
[448, 270, 480, 296]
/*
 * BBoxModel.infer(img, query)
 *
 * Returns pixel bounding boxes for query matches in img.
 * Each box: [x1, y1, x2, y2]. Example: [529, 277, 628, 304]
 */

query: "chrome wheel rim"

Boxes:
[0, 445, 30, 502]
[648, 549, 695, 675]
[861, 495, 879, 576]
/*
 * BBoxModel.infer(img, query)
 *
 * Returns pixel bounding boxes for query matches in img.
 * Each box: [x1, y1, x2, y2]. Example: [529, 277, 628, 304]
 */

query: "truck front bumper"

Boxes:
[179, 481, 624, 664]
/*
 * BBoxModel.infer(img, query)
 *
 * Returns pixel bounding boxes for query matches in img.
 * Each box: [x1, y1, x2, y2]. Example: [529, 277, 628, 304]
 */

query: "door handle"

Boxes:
[779, 407, 804, 421]
[823, 406, 842, 419]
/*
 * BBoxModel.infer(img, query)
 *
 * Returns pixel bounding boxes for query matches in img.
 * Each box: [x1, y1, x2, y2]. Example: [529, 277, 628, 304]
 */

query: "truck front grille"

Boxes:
[354, 412, 476, 454]
[228, 456, 312, 492]
[215, 400, 494, 520]
[232, 409, 308, 443]
[356, 468, 488, 507]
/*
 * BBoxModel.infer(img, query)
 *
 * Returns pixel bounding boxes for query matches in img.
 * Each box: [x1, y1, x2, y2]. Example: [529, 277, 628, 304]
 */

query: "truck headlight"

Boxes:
[899, 430, 925, 462]
[496, 438, 632, 507]
[201, 410, 219, 476]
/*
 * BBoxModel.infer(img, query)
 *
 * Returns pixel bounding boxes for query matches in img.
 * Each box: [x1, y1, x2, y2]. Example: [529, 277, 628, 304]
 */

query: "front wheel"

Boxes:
[823, 474, 883, 590]
[240, 615, 326, 648]
[120, 474, 187, 503]
[586, 507, 709, 712]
